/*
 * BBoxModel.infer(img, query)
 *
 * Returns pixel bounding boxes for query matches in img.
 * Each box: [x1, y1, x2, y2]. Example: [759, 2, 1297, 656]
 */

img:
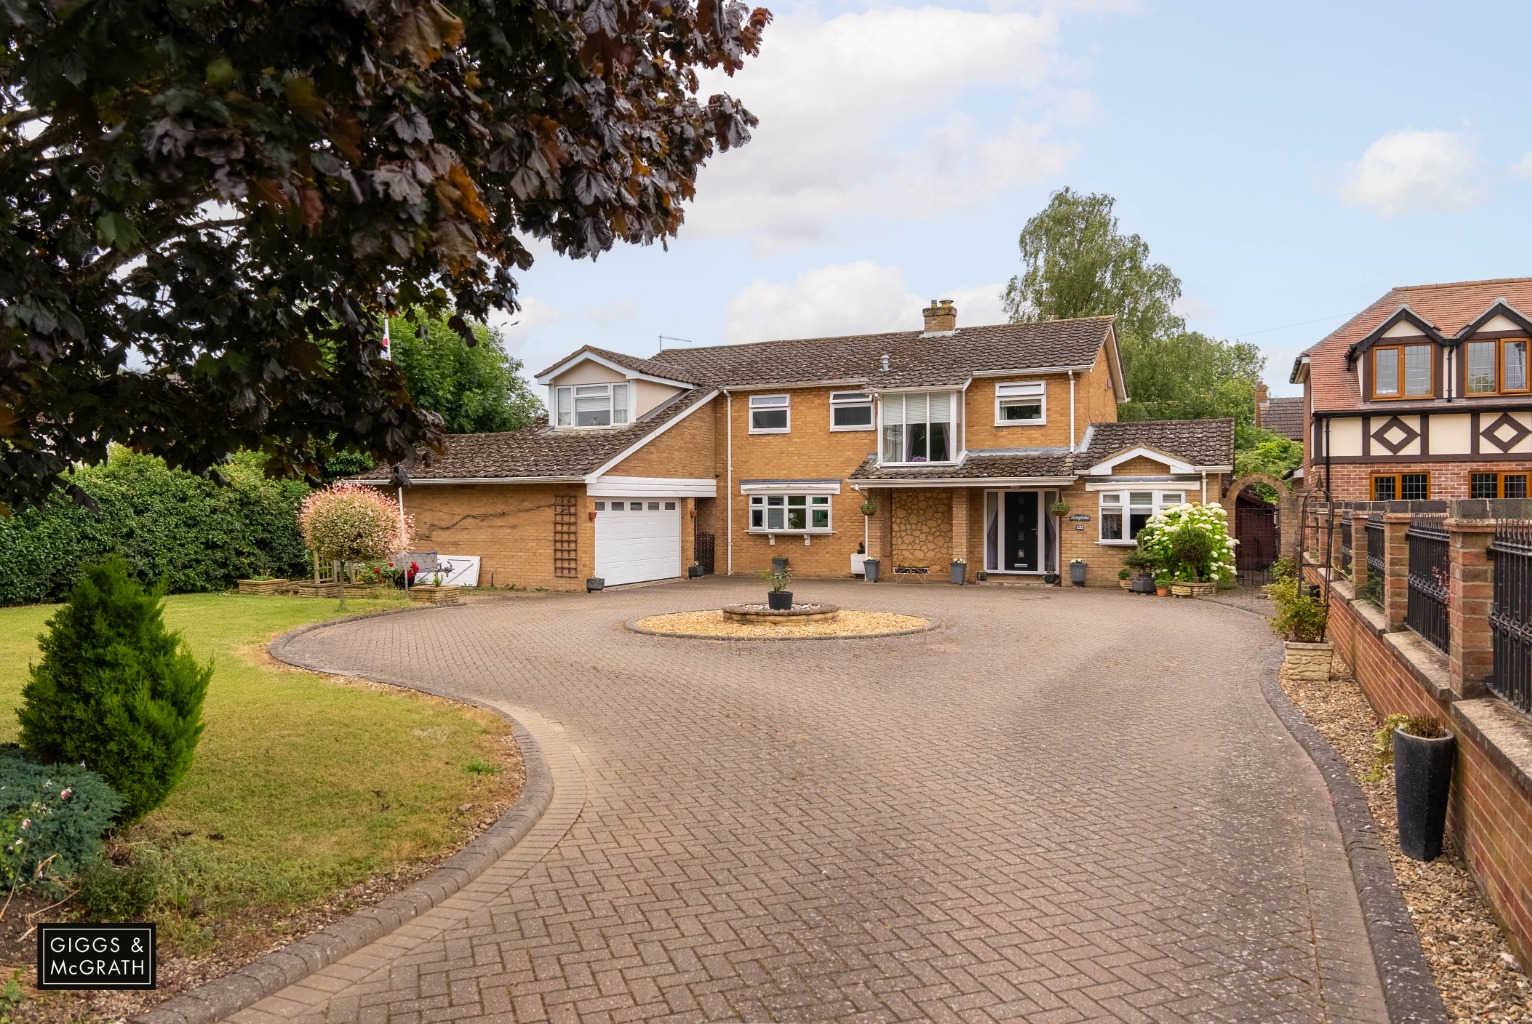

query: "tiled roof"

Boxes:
[1259, 396, 1304, 441]
[1297, 278, 1532, 413]
[356, 388, 715, 482]
[849, 449, 1076, 481]
[535, 344, 689, 382]
[645, 318, 1114, 388]
[1080, 418, 1235, 468]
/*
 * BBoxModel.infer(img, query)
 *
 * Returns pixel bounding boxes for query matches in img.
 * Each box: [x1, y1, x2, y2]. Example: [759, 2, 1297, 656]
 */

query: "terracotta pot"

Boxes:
[1156, 586, 1169, 597]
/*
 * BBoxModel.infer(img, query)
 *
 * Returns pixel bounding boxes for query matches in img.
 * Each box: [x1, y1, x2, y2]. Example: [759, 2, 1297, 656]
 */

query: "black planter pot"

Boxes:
[863, 559, 880, 583]
[766, 590, 793, 610]
[1043, 571, 1060, 586]
[1069, 562, 1086, 587]
[771, 556, 789, 573]
[950, 562, 966, 585]
[1394, 729, 1455, 861]
[586, 577, 605, 593]
[688, 564, 704, 578]
[1130, 573, 1156, 594]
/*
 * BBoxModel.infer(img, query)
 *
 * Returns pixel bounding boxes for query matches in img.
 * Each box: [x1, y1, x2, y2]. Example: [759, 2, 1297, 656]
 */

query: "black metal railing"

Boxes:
[1490, 521, 1532, 717]
[1339, 514, 1353, 577]
[1405, 514, 1450, 654]
[694, 531, 716, 575]
[1363, 519, 1385, 605]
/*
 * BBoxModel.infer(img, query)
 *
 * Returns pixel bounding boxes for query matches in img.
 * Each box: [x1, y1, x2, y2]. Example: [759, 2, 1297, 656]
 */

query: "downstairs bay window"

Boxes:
[1098, 490, 1186, 544]
[880, 391, 957, 464]
[749, 494, 832, 533]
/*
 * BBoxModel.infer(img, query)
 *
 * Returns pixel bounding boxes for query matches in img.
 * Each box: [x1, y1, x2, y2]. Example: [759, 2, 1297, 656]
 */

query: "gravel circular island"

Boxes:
[629, 608, 933, 640]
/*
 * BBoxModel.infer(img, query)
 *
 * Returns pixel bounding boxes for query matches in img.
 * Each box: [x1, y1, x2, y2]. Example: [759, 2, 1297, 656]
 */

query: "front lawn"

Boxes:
[0, 594, 519, 953]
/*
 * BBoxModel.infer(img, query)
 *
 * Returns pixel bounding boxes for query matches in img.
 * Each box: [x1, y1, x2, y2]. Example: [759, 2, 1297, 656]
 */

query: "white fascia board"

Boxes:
[739, 481, 843, 495]
[1103, 324, 1128, 402]
[726, 379, 869, 392]
[968, 364, 1094, 379]
[861, 477, 1075, 488]
[867, 383, 971, 394]
[1083, 478, 1197, 491]
[1086, 445, 1195, 476]
[588, 477, 716, 497]
[535, 350, 694, 389]
[583, 390, 719, 481]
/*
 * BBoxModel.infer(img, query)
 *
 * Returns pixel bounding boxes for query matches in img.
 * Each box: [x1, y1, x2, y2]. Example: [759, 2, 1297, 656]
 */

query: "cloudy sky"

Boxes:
[491, 0, 1531, 397]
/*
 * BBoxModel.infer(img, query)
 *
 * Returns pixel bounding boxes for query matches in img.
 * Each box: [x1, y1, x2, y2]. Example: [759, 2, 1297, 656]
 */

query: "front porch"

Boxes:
[860, 486, 1066, 580]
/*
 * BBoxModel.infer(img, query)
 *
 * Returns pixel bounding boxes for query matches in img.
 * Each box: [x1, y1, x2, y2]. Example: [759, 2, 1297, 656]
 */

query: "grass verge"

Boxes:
[0, 594, 521, 959]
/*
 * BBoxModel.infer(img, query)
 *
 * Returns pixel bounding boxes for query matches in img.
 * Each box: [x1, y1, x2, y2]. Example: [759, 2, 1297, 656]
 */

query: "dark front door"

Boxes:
[1004, 492, 1040, 572]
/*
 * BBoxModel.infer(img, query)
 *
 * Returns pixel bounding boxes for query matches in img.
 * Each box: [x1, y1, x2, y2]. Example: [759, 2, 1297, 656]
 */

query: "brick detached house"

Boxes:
[359, 301, 1233, 589]
[1292, 277, 1532, 502]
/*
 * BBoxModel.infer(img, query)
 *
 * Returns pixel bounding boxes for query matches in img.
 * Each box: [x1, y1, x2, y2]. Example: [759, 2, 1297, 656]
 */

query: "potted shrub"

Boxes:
[1117, 567, 1132, 590]
[1264, 576, 1331, 680]
[1049, 499, 1071, 517]
[975, 569, 988, 582]
[760, 567, 793, 610]
[1372, 714, 1454, 861]
[1069, 558, 1086, 587]
[863, 557, 880, 583]
[1154, 571, 1170, 597]
[1136, 502, 1236, 598]
[950, 557, 967, 585]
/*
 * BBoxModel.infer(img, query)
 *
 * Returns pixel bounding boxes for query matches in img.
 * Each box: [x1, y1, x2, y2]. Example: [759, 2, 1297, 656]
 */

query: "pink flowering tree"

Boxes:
[297, 484, 413, 608]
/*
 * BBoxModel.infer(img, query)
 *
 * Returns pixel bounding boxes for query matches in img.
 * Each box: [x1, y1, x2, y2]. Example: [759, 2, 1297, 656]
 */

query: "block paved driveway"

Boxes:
[241, 579, 1388, 1024]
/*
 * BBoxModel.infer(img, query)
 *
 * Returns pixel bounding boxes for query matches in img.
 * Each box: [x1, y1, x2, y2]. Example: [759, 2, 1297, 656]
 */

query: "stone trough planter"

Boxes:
[1169, 581, 1217, 598]
[1282, 640, 1334, 682]
[236, 578, 287, 595]
[722, 602, 840, 625]
[290, 582, 387, 599]
[408, 585, 463, 605]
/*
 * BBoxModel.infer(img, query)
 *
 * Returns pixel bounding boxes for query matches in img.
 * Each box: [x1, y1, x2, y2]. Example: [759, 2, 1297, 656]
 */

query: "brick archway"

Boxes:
[1222, 473, 1299, 561]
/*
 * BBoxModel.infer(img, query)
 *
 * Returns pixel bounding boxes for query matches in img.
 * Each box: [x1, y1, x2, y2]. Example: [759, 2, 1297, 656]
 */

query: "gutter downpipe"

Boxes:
[1201, 472, 1207, 503]
[1068, 370, 1077, 451]
[726, 389, 734, 576]
[1323, 414, 1332, 495]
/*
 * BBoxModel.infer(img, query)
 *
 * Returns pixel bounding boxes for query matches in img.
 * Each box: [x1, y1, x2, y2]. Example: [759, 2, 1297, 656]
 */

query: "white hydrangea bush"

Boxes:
[1137, 501, 1237, 583]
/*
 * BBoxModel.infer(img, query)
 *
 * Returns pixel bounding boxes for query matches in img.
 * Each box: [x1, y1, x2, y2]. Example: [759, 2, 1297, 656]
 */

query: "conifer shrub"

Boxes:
[0, 747, 121, 888]
[17, 557, 210, 823]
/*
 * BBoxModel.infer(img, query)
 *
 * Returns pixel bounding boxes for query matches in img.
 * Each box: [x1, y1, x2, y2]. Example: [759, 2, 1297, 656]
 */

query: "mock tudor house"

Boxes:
[360, 301, 1234, 589]
[1291, 277, 1532, 501]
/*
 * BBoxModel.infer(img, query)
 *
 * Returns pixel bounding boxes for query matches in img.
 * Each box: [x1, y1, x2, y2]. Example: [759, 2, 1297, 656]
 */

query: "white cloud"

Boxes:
[722, 261, 1007, 343]
[1172, 296, 1213, 322]
[585, 299, 636, 325]
[686, 6, 1082, 251]
[487, 295, 562, 376]
[1512, 152, 1532, 179]
[1337, 129, 1482, 217]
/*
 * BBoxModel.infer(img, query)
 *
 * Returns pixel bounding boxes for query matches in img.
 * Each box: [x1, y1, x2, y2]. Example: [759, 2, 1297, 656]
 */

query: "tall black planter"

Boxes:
[1394, 729, 1455, 861]
[863, 558, 880, 583]
[766, 590, 793, 610]
[771, 556, 789, 573]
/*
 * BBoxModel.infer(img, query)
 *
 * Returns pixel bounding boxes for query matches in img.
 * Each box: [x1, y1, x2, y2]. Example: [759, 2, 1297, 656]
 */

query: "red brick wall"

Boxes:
[1315, 569, 1532, 962]
[1321, 461, 1532, 501]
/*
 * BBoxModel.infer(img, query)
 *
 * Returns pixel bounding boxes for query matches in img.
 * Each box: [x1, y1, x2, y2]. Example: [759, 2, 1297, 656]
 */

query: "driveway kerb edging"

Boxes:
[1258, 669, 1447, 1024]
[134, 605, 558, 1024]
[1203, 595, 1448, 1024]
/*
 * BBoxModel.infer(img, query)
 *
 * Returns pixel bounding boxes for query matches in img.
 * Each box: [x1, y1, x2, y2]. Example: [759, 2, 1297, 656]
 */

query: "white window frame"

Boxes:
[994, 381, 1046, 426]
[554, 382, 630, 428]
[748, 494, 833, 534]
[749, 394, 791, 434]
[829, 391, 874, 432]
[878, 391, 959, 465]
[1097, 490, 1187, 546]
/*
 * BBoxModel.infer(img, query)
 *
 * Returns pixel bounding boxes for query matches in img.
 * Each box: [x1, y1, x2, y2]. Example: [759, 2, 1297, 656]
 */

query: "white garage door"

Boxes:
[594, 499, 682, 586]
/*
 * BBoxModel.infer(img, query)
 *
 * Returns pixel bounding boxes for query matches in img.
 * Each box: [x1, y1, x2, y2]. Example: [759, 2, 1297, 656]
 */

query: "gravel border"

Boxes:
[625, 615, 938, 641]
[134, 605, 555, 1024]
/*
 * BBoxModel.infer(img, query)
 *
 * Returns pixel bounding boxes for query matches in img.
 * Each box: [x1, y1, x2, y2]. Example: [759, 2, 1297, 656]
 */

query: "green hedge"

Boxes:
[0, 449, 310, 605]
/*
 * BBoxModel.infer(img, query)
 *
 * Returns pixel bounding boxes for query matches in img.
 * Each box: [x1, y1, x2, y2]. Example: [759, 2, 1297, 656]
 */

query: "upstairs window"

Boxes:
[829, 391, 873, 431]
[881, 391, 955, 464]
[1371, 344, 1432, 399]
[1465, 338, 1530, 395]
[995, 382, 1045, 424]
[555, 383, 629, 427]
[749, 394, 790, 433]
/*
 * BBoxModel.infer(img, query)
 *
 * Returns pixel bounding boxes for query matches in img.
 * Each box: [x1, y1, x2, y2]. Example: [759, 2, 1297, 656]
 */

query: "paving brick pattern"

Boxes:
[234, 580, 1388, 1024]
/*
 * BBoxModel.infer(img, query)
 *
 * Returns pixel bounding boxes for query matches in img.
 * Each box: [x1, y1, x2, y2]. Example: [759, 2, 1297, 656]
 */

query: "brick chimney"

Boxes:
[1254, 382, 1269, 428]
[921, 298, 957, 335]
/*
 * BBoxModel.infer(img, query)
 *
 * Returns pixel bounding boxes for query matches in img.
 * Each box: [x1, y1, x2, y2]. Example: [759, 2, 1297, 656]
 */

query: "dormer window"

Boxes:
[881, 391, 956, 464]
[1371, 344, 1432, 400]
[1465, 338, 1529, 395]
[555, 383, 630, 427]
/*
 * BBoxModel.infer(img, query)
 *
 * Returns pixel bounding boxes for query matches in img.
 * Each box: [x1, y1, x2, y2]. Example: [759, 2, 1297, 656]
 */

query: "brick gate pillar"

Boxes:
[1352, 513, 1371, 589]
[951, 489, 970, 565]
[1382, 511, 1412, 630]
[1448, 509, 1495, 698]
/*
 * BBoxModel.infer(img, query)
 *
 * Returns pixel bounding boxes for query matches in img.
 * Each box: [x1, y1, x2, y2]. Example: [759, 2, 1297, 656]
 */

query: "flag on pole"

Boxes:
[381, 315, 392, 360]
